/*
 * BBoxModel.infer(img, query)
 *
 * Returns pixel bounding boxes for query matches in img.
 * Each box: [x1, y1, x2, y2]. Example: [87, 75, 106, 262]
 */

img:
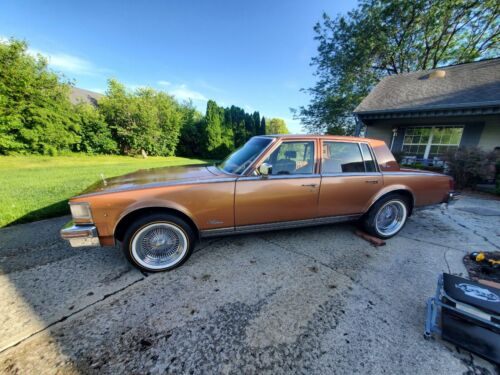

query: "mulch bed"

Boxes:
[463, 251, 500, 285]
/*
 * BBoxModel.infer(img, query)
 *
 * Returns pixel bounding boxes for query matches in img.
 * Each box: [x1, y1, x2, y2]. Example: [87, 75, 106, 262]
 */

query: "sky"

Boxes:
[0, 0, 357, 133]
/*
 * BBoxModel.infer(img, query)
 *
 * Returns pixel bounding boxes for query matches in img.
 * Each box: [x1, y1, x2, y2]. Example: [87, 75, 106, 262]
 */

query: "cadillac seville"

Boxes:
[61, 135, 456, 272]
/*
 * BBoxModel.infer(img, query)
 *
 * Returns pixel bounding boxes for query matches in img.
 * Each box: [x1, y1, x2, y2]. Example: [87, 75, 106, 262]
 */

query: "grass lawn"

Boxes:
[0, 154, 208, 227]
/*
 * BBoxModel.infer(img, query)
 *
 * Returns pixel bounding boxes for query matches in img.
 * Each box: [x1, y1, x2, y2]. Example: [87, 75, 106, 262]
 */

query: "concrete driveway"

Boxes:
[0, 194, 499, 374]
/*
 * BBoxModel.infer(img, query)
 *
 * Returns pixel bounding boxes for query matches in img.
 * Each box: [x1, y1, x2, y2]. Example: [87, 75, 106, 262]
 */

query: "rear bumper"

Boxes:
[60, 221, 100, 247]
[444, 191, 460, 205]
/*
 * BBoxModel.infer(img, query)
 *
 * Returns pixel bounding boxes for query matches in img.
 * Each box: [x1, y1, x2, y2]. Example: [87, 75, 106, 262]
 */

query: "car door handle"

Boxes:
[301, 184, 318, 187]
[365, 180, 379, 184]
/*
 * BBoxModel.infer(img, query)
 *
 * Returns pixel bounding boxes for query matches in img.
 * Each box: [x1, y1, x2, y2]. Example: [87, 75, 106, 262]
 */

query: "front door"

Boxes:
[318, 141, 383, 217]
[235, 140, 320, 226]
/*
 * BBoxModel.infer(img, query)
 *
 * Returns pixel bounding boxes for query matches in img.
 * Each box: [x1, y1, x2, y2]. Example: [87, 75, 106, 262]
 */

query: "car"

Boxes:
[61, 135, 456, 272]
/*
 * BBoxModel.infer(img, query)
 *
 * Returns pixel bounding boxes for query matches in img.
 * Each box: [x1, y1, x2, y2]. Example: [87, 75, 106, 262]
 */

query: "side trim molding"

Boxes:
[200, 214, 362, 238]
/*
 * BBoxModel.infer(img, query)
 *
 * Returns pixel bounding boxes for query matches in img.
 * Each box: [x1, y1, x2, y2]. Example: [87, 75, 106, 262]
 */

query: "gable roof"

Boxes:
[69, 87, 103, 106]
[354, 58, 500, 115]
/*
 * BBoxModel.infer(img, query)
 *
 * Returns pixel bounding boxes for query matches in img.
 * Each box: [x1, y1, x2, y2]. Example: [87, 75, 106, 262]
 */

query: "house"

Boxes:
[69, 87, 103, 106]
[354, 58, 500, 164]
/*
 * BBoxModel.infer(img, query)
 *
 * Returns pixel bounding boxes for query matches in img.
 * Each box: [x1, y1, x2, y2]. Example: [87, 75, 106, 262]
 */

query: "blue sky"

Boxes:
[0, 0, 357, 133]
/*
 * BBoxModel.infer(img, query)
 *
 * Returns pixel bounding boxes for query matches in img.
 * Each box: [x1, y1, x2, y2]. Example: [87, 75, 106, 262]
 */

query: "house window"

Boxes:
[401, 126, 463, 159]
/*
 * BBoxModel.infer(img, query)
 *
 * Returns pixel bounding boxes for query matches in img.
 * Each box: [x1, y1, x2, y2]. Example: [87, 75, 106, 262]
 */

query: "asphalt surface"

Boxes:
[0, 194, 499, 374]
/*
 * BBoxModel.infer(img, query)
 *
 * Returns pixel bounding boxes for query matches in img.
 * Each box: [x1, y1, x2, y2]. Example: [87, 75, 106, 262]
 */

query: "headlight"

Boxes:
[70, 202, 93, 223]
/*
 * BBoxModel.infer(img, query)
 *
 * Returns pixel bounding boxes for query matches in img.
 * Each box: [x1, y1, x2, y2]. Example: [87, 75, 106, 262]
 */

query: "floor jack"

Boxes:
[425, 273, 500, 364]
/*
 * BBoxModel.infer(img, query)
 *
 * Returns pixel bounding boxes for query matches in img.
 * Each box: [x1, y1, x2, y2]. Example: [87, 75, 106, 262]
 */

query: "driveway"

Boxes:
[0, 194, 499, 374]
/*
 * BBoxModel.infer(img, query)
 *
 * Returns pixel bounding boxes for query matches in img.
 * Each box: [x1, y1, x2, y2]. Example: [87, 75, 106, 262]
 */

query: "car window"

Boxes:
[360, 143, 377, 172]
[263, 141, 315, 175]
[322, 142, 365, 173]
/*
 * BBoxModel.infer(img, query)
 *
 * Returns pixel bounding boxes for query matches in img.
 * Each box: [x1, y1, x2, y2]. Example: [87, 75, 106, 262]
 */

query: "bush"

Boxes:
[444, 147, 497, 189]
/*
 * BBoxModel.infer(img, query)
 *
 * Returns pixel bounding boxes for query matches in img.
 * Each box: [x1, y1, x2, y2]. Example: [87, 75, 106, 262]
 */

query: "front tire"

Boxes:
[123, 213, 195, 272]
[363, 194, 409, 239]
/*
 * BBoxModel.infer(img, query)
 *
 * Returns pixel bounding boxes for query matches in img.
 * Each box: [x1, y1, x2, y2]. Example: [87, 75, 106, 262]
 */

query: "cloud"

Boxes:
[244, 104, 255, 113]
[168, 84, 207, 102]
[157, 80, 171, 86]
[27, 47, 107, 77]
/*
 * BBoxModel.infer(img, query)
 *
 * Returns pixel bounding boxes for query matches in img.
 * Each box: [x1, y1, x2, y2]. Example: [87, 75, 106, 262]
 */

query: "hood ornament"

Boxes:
[100, 173, 108, 186]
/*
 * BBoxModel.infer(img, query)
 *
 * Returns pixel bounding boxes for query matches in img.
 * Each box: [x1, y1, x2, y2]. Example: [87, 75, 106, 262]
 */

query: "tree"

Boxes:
[203, 100, 223, 157]
[75, 103, 117, 154]
[252, 111, 262, 135]
[295, 0, 500, 134]
[0, 39, 80, 154]
[98, 80, 184, 156]
[260, 116, 266, 136]
[265, 118, 289, 134]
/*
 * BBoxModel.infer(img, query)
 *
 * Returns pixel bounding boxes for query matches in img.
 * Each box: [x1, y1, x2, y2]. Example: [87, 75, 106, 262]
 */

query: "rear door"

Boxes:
[319, 141, 382, 217]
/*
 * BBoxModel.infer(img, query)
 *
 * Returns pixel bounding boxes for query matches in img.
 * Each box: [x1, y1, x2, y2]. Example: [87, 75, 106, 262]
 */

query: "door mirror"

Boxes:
[258, 162, 272, 176]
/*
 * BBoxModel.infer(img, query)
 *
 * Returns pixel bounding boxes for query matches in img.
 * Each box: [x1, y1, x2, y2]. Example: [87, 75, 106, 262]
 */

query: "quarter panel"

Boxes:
[380, 173, 450, 206]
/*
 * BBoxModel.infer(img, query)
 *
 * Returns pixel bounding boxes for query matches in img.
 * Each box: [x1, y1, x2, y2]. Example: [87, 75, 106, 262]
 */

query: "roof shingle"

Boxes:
[354, 58, 500, 114]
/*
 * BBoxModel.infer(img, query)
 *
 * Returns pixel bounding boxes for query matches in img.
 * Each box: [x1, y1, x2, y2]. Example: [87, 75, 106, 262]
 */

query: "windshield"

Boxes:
[219, 137, 273, 174]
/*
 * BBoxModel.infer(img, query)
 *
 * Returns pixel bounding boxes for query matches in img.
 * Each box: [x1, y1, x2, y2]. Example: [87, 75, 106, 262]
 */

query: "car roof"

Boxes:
[262, 134, 379, 143]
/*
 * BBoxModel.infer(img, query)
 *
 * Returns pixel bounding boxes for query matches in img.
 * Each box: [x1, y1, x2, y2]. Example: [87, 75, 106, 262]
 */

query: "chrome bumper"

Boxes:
[60, 221, 100, 247]
[445, 191, 460, 205]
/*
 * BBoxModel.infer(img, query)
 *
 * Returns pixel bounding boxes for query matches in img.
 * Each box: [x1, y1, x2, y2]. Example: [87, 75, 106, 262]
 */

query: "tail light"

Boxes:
[449, 178, 455, 191]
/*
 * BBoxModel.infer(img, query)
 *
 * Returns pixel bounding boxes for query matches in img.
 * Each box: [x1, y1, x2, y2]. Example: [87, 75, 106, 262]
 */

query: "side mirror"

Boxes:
[258, 162, 272, 176]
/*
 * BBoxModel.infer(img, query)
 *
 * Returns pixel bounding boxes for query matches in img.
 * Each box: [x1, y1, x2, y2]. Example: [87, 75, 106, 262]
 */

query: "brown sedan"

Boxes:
[61, 135, 456, 272]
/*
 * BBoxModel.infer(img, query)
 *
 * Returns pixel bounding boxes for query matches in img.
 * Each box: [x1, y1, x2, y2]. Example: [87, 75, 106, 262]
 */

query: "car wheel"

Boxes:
[363, 194, 409, 239]
[123, 213, 195, 272]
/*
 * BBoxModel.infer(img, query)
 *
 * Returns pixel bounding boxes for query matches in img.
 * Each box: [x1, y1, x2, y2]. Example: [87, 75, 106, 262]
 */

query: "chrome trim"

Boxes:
[77, 177, 238, 198]
[321, 172, 382, 177]
[200, 214, 361, 238]
[60, 221, 100, 247]
[238, 174, 321, 181]
[382, 171, 443, 177]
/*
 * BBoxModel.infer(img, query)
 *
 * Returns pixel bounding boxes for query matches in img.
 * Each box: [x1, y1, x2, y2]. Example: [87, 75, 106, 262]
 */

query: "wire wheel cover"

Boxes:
[131, 222, 187, 269]
[375, 200, 407, 236]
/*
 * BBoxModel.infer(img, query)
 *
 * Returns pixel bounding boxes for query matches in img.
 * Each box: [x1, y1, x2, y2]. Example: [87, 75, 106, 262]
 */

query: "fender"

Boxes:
[112, 198, 200, 236]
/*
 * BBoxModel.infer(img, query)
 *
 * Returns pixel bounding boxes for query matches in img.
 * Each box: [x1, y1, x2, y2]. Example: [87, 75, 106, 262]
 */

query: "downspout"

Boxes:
[354, 115, 364, 136]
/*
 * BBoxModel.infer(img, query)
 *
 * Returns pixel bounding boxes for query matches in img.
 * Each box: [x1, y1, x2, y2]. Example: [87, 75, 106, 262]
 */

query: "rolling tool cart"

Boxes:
[425, 273, 500, 364]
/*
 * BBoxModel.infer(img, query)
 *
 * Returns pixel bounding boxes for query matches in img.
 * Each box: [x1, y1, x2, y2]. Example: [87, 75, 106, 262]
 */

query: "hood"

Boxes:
[79, 165, 231, 196]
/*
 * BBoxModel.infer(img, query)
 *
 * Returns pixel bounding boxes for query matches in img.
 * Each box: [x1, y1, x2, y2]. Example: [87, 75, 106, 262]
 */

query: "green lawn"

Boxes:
[0, 154, 208, 227]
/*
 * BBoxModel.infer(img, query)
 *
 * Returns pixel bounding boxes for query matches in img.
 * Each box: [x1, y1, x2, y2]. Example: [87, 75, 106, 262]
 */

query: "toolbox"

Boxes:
[425, 273, 500, 364]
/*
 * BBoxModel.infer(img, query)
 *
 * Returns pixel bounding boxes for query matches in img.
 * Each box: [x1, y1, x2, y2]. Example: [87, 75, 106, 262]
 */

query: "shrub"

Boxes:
[444, 147, 497, 189]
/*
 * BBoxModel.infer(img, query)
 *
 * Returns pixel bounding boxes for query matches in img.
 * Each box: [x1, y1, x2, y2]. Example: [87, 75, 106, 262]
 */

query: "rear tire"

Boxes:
[122, 213, 195, 272]
[363, 194, 409, 239]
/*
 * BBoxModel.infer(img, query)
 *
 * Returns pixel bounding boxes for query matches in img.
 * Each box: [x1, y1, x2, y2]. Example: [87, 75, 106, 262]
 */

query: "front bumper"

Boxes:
[60, 221, 100, 247]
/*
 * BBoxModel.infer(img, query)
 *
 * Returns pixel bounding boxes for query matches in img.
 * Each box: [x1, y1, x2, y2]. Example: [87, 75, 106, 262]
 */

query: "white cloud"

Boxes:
[244, 104, 255, 113]
[157, 80, 171, 86]
[27, 48, 106, 77]
[0, 35, 9, 44]
[168, 84, 207, 102]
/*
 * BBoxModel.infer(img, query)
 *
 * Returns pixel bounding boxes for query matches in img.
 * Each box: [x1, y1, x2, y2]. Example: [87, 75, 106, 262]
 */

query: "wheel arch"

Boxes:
[114, 206, 199, 243]
[367, 187, 415, 216]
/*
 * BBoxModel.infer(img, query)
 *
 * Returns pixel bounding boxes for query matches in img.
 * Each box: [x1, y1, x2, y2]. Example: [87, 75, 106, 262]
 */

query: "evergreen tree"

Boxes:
[260, 117, 266, 136]
[203, 100, 223, 157]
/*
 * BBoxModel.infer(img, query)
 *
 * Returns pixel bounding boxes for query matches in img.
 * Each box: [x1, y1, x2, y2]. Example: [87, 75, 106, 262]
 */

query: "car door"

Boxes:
[235, 139, 320, 227]
[318, 141, 382, 217]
